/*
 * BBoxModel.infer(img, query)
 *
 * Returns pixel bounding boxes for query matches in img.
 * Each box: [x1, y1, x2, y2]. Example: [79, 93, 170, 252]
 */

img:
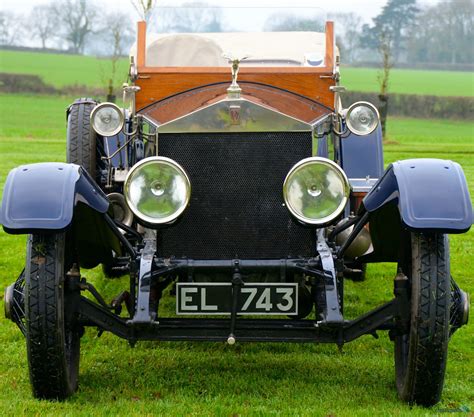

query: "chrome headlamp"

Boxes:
[344, 101, 380, 136]
[124, 157, 191, 226]
[90, 102, 125, 136]
[283, 157, 350, 226]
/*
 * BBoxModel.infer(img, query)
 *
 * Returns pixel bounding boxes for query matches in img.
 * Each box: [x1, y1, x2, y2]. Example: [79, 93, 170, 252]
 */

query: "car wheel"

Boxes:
[66, 98, 102, 181]
[394, 232, 450, 406]
[25, 233, 81, 400]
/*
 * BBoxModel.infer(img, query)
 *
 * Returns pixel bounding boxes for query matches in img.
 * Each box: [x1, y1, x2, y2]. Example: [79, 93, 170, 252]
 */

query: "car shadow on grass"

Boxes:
[77, 338, 396, 408]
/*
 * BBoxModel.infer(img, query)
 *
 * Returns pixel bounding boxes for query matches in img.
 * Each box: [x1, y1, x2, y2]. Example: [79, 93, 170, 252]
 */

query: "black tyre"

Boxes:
[394, 233, 450, 406]
[66, 98, 101, 181]
[25, 233, 81, 400]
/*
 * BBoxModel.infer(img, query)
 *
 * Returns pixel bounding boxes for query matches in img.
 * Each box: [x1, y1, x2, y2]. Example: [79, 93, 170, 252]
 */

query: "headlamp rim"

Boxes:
[283, 156, 350, 226]
[345, 101, 380, 136]
[90, 102, 125, 137]
[124, 156, 191, 225]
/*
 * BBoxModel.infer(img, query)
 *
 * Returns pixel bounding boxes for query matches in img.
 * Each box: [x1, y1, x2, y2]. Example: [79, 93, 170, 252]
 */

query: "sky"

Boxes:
[2, 0, 442, 25]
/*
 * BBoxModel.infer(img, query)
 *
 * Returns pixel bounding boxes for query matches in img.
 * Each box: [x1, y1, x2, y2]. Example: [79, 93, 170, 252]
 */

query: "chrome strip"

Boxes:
[154, 97, 313, 133]
[349, 178, 379, 193]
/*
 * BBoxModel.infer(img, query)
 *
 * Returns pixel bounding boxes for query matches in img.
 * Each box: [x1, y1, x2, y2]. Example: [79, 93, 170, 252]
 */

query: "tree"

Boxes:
[29, 5, 57, 49]
[328, 12, 363, 64]
[442, 0, 473, 64]
[361, 0, 419, 62]
[407, 0, 473, 65]
[157, 2, 223, 33]
[99, 12, 134, 100]
[51, 0, 98, 54]
[264, 13, 325, 32]
[0, 11, 24, 46]
[377, 30, 393, 140]
[130, 0, 157, 24]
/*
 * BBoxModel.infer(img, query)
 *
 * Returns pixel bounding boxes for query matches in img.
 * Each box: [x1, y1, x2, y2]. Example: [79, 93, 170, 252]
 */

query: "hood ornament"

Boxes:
[223, 53, 248, 99]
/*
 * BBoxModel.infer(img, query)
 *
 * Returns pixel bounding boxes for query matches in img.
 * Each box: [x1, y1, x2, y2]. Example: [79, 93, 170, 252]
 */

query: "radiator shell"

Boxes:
[157, 132, 315, 259]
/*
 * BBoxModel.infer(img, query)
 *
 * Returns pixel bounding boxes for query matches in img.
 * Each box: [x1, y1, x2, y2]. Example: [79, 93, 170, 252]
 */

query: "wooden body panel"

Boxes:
[134, 21, 336, 111]
[136, 73, 335, 110]
[139, 83, 332, 125]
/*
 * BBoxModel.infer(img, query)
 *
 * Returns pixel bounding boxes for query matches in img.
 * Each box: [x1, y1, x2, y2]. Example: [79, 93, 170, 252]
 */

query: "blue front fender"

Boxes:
[363, 158, 472, 233]
[0, 162, 109, 233]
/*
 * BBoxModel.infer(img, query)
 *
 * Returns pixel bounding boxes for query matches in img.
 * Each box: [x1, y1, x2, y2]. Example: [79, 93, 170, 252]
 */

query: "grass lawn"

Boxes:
[0, 94, 473, 416]
[1, 49, 473, 97]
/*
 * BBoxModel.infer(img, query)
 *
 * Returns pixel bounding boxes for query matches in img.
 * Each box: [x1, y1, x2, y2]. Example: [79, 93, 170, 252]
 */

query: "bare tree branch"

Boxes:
[377, 30, 393, 139]
[51, 0, 98, 54]
[157, 3, 222, 33]
[98, 12, 133, 99]
[0, 11, 25, 46]
[29, 5, 57, 49]
[129, 0, 157, 24]
[328, 12, 363, 64]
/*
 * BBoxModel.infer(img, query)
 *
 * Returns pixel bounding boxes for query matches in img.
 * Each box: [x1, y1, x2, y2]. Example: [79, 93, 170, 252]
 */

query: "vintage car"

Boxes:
[0, 7, 471, 406]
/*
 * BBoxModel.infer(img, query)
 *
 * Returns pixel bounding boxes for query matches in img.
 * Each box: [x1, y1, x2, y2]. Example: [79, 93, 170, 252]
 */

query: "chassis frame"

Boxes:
[62, 211, 404, 346]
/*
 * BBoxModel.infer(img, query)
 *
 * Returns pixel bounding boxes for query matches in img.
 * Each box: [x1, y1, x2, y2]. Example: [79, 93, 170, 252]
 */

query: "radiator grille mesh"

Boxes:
[158, 132, 315, 259]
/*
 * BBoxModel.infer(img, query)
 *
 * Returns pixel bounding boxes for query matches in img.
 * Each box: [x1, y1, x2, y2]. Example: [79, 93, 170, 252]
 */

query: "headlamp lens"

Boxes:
[124, 157, 191, 225]
[283, 157, 349, 225]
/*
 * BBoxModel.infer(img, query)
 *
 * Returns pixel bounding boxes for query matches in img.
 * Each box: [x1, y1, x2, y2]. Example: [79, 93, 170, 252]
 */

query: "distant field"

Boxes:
[0, 50, 129, 89]
[341, 66, 474, 97]
[1, 49, 473, 96]
[0, 94, 473, 416]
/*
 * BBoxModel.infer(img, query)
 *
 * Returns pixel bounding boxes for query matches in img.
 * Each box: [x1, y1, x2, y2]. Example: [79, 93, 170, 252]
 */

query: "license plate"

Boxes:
[176, 283, 298, 315]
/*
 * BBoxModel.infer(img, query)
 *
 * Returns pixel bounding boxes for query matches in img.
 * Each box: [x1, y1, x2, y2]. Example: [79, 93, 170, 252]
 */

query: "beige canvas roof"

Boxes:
[131, 32, 339, 67]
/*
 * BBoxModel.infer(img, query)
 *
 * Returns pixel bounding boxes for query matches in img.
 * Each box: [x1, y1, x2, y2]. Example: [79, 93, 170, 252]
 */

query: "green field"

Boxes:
[1, 49, 473, 96]
[341, 67, 474, 97]
[0, 50, 129, 89]
[0, 94, 473, 416]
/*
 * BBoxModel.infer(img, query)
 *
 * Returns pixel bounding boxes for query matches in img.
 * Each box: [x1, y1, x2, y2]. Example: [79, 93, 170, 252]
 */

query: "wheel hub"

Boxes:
[3, 271, 26, 334]
[450, 278, 469, 334]
[3, 283, 14, 320]
[458, 289, 469, 326]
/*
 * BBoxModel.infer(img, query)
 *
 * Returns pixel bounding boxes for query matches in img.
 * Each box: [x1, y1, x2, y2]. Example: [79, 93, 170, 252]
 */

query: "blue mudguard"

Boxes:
[363, 158, 472, 233]
[359, 158, 471, 263]
[0, 162, 108, 234]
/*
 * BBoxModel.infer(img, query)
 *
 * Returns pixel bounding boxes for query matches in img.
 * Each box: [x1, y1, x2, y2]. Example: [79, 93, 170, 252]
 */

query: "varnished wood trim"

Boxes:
[139, 83, 332, 125]
[135, 74, 335, 110]
[137, 66, 334, 75]
[325, 21, 335, 73]
[137, 21, 146, 68]
[350, 191, 368, 214]
[351, 192, 368, 198]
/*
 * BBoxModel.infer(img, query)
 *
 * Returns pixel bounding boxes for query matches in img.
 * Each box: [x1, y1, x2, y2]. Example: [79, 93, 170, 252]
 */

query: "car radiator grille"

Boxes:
[158, 132, 315, 259]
